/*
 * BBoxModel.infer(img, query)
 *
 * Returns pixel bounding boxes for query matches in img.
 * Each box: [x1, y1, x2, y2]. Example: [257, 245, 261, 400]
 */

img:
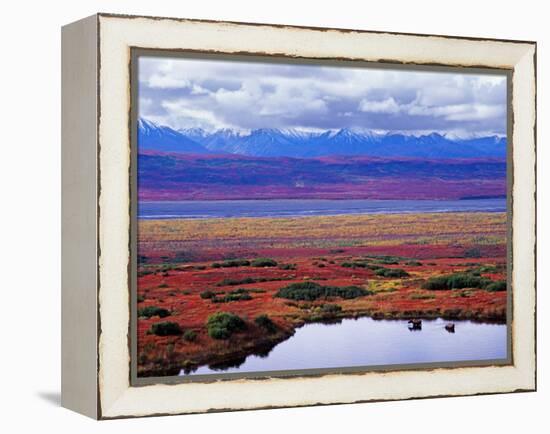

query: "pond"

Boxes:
[181, 317, 507, 376]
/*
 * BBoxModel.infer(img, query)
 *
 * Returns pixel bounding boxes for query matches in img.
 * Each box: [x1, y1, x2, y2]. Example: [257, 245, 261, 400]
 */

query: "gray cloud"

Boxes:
[138, 55, 507, 136]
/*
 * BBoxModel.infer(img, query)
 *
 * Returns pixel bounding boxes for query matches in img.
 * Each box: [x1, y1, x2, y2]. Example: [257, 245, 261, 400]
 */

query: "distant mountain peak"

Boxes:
[138, 117, 163, 132]
[138, 117, 506, 159]
[216, 128, 244, 137]
[138, 118, 210, 154]
[334, 128, 355, 136]
[178, 127, 207, 136]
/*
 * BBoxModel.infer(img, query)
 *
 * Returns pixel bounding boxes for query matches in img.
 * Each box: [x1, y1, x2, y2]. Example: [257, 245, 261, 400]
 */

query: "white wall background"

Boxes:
[0, 0, 546, 432]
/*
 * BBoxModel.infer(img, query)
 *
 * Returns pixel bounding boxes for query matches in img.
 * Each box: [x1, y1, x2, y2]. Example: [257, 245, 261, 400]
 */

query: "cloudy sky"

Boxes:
[138, 55, 507, 137]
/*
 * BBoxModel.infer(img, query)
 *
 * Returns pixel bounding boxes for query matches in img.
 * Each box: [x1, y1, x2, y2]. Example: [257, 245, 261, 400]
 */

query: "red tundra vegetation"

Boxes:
[136, 212, 507, 377]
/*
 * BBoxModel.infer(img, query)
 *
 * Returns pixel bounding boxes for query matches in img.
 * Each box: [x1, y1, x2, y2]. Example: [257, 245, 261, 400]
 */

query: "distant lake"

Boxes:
[182, 317, 508, 376]
[139, 198, 506, 219]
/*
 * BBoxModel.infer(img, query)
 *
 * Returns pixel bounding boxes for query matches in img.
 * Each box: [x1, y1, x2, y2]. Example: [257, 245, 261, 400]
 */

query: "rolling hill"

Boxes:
[138, 152, 506, 201]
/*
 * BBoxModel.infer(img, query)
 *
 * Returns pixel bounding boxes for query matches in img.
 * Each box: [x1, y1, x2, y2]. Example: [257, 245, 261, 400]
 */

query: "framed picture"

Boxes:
[61, 13, 536, 419]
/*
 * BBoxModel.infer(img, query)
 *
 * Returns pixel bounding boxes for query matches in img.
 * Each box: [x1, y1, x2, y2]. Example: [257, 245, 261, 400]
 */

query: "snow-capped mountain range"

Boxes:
[138, 118, 506, 159]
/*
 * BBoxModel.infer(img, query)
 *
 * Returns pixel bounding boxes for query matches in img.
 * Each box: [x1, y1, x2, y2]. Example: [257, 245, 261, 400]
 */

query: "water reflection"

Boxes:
[181, 317, 507, 376]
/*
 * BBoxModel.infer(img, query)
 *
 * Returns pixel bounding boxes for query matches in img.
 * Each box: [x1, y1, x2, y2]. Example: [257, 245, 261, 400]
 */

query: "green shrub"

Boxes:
[183, 329, 197, 342]
[150, 321, 182, 336]
[254, 314, 277, 333]
[485, 280, 507, 292]
[225, 259, 251, 267]
[216, 276, 289, 286]
[447, 273, 490, 289]
[405, 261, 422, 266]
[319, 303, 342, 314]
[374, 268, 409, 278]
[342, 260, 385, 271]
[366, 255, 404, 263]
[276, 281, 322, 300]
[211, 288, 253, 303]
[138, 306, 170, 318]
[279, 263, 297, 270]
[468, 265, 501, 274]
[330, 285, 371, 299]
[211, 259, 251, 268]
[218, 277, 255, 286]
[423, 273, 491, 290]
[341, 261, 368, 268]
[224, 293, 252, 302]
[251, 258, 278, 267]
[207, 312, 247, 339]
[200, 290, 216, 299]
[275, 281, 372, 301]
[208, 328, 228, 339]
[422, 275, 449, 290]
[372, 259, 399, 265]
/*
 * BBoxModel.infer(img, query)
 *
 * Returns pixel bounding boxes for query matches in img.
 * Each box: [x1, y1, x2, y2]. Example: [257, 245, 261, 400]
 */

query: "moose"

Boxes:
[408, 319, 422, 330]
[445, 323, 456, 333]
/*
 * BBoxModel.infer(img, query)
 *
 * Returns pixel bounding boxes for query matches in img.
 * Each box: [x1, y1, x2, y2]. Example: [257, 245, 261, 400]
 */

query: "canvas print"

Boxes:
[135, 55, 509, 378]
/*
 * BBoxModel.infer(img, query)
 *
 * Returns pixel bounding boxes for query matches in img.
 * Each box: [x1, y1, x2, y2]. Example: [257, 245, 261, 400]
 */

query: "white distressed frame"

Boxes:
[64, 13, 537, 419]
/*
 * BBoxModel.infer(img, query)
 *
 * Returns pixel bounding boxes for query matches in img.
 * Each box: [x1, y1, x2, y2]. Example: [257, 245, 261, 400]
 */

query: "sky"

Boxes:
[138, 55, 507, 137]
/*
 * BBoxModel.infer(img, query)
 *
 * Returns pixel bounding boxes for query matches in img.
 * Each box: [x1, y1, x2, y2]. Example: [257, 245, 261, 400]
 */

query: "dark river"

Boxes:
[140, 198, 506, 220]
